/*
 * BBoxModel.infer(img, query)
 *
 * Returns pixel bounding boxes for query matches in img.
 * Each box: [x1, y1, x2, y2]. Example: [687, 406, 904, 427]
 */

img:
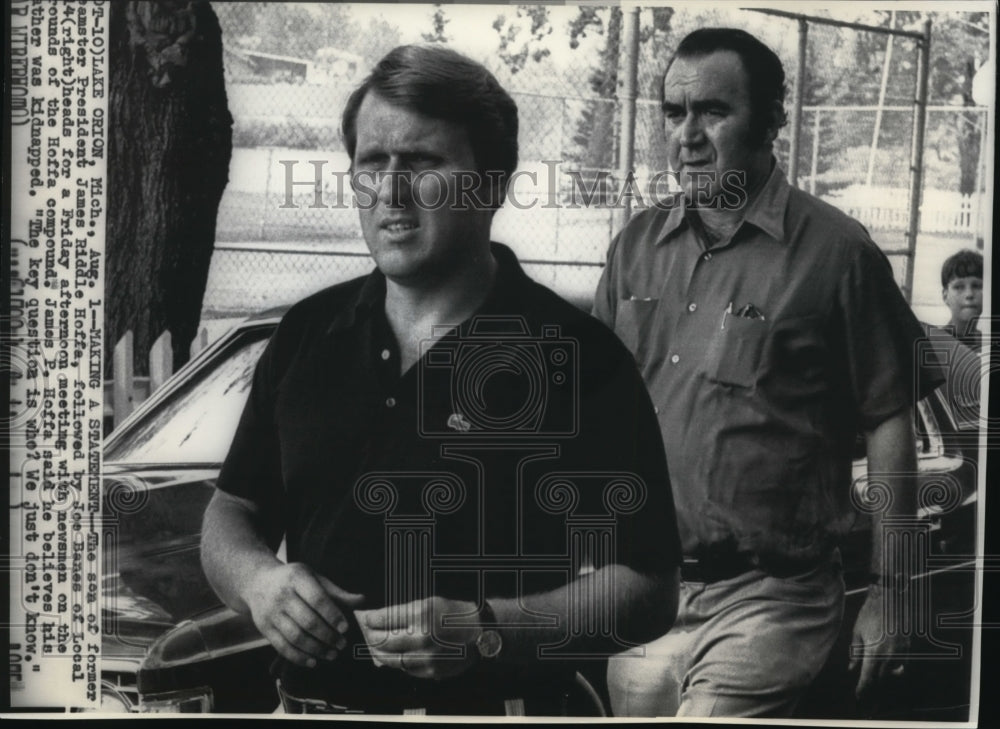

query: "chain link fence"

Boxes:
[205, 4, 988, 326]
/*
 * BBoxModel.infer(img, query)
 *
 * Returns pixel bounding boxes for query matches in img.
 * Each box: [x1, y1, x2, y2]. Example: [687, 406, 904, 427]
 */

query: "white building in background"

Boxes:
[311, 47, 364, 84]
[224, 47, 313, 83]
[222, 46, 363, 86]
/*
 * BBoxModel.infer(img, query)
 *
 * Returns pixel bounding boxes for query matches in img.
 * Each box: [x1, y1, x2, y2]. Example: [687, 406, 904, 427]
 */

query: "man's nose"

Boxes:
[377, 161, 412, 206]
[678, 113, 704, 147]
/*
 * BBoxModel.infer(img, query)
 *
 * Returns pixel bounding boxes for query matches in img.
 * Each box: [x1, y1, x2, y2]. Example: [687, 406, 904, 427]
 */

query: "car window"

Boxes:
[105, 331, 270, 465]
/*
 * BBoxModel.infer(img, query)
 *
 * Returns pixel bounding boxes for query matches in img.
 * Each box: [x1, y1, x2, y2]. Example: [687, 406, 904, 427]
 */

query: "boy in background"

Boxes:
[941, 249, 984, 351]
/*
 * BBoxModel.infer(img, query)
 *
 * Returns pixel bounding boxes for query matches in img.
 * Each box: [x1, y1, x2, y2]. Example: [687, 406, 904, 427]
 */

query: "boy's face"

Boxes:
[943, 275, 983, 326]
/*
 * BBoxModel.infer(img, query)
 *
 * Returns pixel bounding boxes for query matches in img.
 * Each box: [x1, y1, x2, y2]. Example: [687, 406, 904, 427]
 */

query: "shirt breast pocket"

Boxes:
[706, 314, 768, 388]
[614, 298, 659, 363]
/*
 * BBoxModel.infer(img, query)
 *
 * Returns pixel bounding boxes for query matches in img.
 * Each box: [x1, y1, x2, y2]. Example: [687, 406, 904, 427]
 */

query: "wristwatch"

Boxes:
[870, 572, 910, 593]
[474, 600, 502, 659]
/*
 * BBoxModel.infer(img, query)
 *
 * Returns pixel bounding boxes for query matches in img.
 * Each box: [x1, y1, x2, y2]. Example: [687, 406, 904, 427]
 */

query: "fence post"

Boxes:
[614, 4, 640, 236]
[260, 146, 273, 240]
[190, 326, 209, 359]
[149, 330, 173, 393]
[974, 107, 987, 248]
[903, 18, 932, 304]
[809, 108, 820, 195]
[866, 10, 896, 186]
[788, 18, 808, 187]
[113, 330, 135, 427]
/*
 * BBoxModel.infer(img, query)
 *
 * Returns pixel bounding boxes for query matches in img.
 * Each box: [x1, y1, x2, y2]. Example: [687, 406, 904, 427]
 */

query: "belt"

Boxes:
[681, 551, 832, 584]
[276, 679, 569, 716]
[277, 682, 368, 714]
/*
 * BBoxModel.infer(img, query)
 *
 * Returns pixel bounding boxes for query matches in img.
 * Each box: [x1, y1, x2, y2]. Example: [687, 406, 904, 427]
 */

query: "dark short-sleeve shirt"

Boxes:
[593, 164, 941, 563]
[217, 242, 680, 709]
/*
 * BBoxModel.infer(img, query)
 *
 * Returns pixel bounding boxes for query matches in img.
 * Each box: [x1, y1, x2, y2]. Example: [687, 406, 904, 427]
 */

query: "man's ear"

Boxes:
[761, 101, 784, 147]
[485, 170, 508, 212]
[942, 287, 949, 303]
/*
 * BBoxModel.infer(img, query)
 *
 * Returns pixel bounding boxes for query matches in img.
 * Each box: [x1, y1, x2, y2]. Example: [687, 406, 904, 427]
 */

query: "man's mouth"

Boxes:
[381, 220, 418, 232]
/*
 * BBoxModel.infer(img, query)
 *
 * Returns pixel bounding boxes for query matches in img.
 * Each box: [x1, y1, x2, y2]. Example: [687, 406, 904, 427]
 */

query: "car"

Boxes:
[96, 307, 980, 717]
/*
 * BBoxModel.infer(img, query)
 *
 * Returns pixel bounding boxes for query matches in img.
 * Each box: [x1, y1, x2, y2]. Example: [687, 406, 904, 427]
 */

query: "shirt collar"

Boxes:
[655, 159, 791, 246]
[325, 267, 385, 336]
[652, 200, 688, 246]
[325, 242, 530, 336]
[741, 161, 790, 243]
[474, 242, 531, 316]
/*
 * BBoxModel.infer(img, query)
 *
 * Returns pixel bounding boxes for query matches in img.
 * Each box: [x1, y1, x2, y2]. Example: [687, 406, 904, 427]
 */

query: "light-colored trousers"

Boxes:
[608, 559, 845, 717]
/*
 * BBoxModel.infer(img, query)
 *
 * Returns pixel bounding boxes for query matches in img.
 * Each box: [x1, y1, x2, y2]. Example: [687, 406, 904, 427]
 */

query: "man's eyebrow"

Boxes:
[354, 149, 385, 162]
[692, 98, 732, 112]
[660, 98, 733, 113]
[354, 145, 441, 158]
[400, 148, 442, 159]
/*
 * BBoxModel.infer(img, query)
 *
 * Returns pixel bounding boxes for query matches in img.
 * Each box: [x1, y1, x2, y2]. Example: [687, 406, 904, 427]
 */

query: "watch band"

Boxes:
[475, 600, 502, 659]
[870, 572, 910, 592]
[478, 599, 498, 627]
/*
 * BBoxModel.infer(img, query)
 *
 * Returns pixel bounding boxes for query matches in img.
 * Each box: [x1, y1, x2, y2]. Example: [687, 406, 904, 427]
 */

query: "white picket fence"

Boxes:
[824, 186, 985, 235]
[104, 327, 209, 431]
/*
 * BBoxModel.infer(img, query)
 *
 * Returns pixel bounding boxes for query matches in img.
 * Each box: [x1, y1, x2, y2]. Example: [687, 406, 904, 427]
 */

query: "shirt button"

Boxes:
[654, 405, 660, 414]
[380, 348, 391, 361]
[385, 397, 396, 408]
[703, 252, 712, 261]
[687, 302, 697, 313]
[670, 354, 680, 364]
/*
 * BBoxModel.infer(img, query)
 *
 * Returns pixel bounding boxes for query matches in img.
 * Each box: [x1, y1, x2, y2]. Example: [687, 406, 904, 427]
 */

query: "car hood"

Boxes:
[101, 463, 223, 655]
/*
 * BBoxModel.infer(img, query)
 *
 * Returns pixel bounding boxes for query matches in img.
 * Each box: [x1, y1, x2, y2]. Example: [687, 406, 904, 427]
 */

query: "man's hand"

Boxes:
[848, 584, 911, 701]
[244, 562, 365, 668]
[853, 409, 917, 702]
[356, 597, 482, 680]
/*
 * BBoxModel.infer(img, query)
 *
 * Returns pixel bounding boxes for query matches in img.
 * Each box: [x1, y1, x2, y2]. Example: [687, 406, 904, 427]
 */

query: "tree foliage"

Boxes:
[214, 3, 353, 57]
[488, 5, 984, 195]
[568, 7, 676, 172]
[804, 10, 989, 193]
[492, 6, 552, 75]
[213, 3, 400, 67]
[422, 5, 451, 44]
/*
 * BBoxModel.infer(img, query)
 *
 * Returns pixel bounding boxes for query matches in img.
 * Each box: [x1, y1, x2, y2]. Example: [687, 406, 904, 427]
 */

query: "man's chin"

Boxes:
[682, 187, 726, 209]
[378, 261, 423, 284]
[675, 176, 723, 208]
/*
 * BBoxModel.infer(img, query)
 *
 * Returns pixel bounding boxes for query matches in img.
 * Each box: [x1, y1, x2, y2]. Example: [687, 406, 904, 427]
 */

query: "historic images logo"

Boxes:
[278, 159, 750, 212]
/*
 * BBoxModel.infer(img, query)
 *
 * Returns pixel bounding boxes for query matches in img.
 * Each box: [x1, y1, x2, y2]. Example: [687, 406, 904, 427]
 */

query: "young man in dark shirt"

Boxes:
[200, 44, 681, 715]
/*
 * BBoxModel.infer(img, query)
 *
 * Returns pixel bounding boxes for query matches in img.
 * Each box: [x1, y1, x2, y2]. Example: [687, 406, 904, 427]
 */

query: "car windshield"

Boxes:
[105, 331, 270, 465]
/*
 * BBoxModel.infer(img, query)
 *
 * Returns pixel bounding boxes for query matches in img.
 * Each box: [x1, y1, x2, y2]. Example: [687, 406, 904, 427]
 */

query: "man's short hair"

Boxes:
[941, 249, 984, 287]
[342, 44, 519, 200]
[664, 28, 789, 146]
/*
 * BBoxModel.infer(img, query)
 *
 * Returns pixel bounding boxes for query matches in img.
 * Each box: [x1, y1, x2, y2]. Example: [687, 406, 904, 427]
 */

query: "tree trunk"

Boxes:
[107, 1, 232, 374]
[641, 7, 674, 175]
[584, 8, 622, 173]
